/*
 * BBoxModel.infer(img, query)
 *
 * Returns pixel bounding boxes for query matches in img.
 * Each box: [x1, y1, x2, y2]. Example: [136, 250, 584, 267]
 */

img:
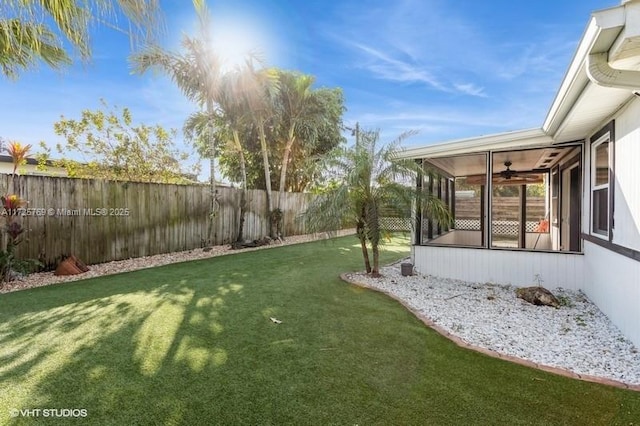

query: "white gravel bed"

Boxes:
[0, 229, 355, 294]
[345, 259, 640, 386]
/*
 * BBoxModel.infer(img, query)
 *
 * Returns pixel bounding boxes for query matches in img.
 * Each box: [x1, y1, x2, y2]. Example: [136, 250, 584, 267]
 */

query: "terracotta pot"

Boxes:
[54, 258, 83, 276]
[69, 255, 90, 272]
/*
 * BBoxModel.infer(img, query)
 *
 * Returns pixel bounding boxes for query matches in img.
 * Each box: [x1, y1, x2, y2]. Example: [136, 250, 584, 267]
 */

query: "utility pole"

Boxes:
[346, 122, 361, 145]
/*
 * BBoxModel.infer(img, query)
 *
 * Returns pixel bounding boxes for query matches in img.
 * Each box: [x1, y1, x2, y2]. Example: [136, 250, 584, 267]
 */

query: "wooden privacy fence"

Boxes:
[2, 175, 314, 267]
[456, 197, 546, 220]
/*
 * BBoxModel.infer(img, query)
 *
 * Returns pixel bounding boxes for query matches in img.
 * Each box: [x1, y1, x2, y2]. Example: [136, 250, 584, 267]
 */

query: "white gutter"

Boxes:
[543, 6, 626, 135]
[586, 52, 640, 90]
[586, 1, 640, 90]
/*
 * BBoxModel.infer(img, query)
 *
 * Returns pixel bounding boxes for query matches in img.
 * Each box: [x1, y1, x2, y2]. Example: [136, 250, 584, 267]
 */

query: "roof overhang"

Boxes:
[397, 128, 552, 159]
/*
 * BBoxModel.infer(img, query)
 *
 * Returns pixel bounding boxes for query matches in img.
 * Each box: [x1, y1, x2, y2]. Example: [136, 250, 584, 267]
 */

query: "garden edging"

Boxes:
[340, 272, 640, 392]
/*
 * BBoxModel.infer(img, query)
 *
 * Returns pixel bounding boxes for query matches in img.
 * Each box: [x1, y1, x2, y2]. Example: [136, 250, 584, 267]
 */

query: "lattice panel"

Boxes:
[380, 217, 412, 231]
[455, 220, 543, 234]
[455, 219, 481, 230]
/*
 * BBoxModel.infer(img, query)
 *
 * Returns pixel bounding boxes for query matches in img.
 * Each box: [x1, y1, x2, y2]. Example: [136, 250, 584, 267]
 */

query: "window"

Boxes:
[591, 136, 609, 237]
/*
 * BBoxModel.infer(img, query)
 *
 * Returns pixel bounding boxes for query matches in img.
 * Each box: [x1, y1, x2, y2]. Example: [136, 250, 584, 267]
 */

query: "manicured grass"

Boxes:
[1, 235, 640, 425]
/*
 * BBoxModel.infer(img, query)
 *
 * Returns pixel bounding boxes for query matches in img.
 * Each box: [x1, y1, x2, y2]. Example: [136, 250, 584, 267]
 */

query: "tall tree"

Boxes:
[276, 82, 345, 193]
[239, 63, 280, 237]
[132, 1, 224, 242]
[216, 83, 345, 193]
[291, 87, 345, 192]
[0, 0, 163, 78]
[304, 128, 452, 276]
[184, 69, 252, 242]
[274, 71, 315, 212]
[50, 102, 196, 183]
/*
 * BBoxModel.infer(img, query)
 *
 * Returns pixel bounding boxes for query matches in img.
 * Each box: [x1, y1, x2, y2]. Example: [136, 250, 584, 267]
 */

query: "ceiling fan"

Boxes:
[500, 161, 518, 180]
[494, 161, 544, 184]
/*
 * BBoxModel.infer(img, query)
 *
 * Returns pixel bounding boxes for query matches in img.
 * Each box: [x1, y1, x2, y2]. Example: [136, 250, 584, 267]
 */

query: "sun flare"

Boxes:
[208, 15, 275, 70]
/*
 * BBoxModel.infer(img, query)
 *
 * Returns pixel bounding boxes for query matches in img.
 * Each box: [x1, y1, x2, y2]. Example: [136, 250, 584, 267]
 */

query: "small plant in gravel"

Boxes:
[575, 315, 587, 327]
[533, 273, 544, 287]
[557, 295, 574, 308]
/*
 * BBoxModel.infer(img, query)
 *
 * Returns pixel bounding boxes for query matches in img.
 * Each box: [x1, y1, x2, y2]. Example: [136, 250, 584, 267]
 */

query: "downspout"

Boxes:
[586, 52, 640, 91]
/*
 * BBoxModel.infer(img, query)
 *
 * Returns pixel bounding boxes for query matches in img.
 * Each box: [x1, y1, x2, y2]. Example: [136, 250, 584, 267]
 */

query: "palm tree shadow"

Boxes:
[0, 259, 258, 425]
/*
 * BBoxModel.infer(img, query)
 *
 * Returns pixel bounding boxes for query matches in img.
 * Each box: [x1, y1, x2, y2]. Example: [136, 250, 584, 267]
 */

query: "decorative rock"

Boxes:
[231, 237, 273, 250]
[516, 286, 560, 308]
[343, 259, 640, 385]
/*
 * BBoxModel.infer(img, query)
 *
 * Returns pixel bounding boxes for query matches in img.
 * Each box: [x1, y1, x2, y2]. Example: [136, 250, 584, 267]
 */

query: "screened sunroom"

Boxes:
[411, 131, 583, 254]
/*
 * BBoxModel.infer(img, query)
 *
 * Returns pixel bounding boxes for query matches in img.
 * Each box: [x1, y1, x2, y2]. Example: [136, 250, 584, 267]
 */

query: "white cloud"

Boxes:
[453, 83, 487, 98]
[350, 43, 446, 90]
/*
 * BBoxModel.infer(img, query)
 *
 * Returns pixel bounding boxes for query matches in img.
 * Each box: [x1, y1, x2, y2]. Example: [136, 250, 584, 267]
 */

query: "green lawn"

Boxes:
[1, 235, 639, 425]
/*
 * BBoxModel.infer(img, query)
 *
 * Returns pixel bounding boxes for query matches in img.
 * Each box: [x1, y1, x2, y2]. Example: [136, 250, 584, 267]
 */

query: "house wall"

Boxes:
[582, 241, 640, 347]
[0, 162, 67, 177]
[412, 245, 584, 291]
[574, 97, 640, 347]
[612, 98, 640, 252]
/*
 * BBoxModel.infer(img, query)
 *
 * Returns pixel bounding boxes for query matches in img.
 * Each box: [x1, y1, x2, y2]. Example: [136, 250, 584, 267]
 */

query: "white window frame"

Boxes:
[590, 133, 610, 239]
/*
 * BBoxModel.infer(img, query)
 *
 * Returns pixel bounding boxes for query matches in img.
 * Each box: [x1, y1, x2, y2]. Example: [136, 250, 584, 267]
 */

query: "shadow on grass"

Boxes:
[1, 235, 639, 425]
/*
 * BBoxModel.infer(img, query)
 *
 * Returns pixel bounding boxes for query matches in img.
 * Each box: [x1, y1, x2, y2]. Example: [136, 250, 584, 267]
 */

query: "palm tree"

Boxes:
[184, 69, 252, 243]
[1, 0, 163, 79]
[273, 71, 315, 236]
[238, 62, 280, 237]
[304, 128, 451, 277]
[132, 1, 224, 244]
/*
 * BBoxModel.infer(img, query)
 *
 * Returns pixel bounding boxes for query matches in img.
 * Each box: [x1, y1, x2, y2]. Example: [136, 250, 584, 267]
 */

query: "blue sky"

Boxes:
[0, 0, 619, 181]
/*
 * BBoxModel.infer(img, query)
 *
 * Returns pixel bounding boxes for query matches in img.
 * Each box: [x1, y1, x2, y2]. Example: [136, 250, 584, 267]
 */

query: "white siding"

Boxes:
[413, 245, 584, 291]
[582, 241, 640, 347]
[613, 98, 640, 252]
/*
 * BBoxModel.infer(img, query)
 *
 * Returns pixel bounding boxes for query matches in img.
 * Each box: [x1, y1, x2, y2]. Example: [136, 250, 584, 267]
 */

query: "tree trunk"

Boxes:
[257, 119, 274, 237]
[234, 131, 247, 243]
[371, 242, 380, 277]
[208, 153, 217, 245]
[357, 222, 371, 273]
[278, 139, 294, 203]
[277, 128, 295, 239]
[206, 102, 217, 246]
[237, 190, 246, 243]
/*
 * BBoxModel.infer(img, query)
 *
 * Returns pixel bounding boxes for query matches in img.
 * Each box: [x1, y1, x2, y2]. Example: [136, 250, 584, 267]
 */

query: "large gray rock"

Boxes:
[516, 286, 560, 308]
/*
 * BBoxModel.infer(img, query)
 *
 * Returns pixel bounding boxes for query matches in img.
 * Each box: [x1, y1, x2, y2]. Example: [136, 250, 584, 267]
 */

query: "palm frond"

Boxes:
[0, 0, 162, 77]
[0, 19, 70, 78]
